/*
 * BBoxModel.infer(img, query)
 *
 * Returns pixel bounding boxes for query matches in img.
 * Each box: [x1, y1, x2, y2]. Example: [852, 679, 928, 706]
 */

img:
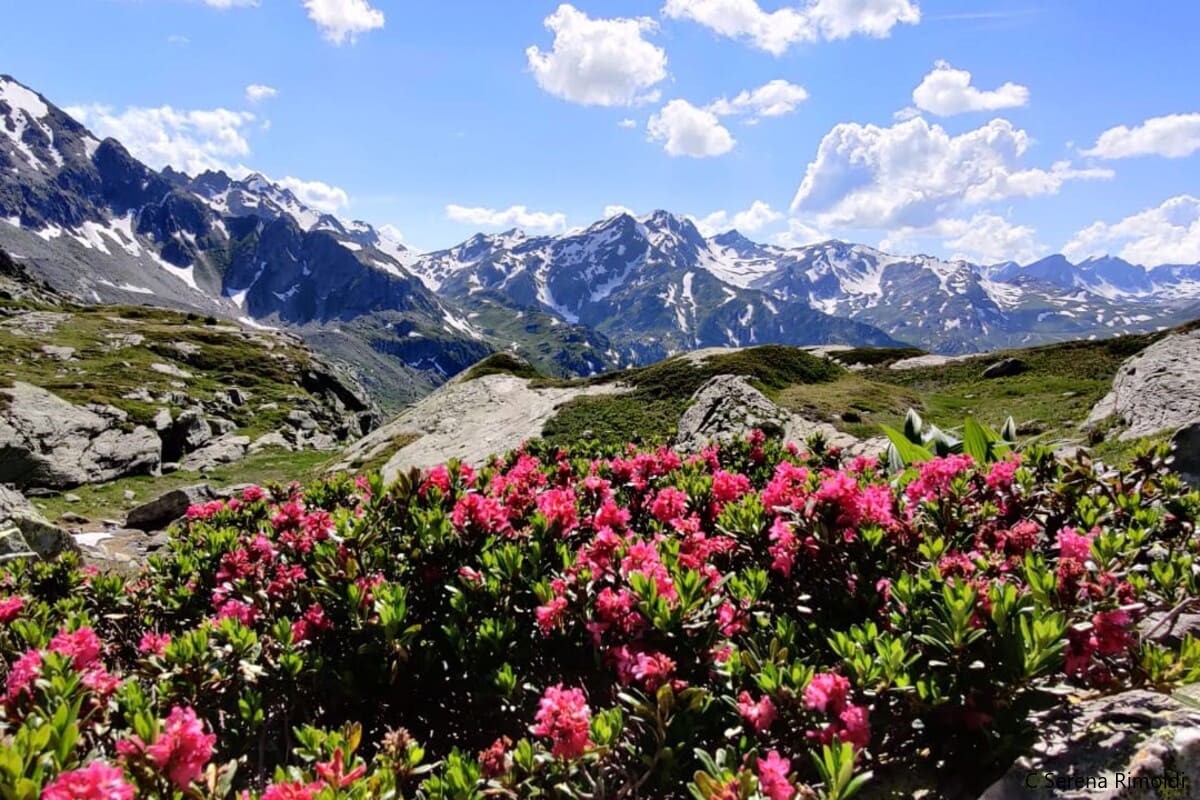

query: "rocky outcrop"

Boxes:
[333, 372, 626, 482]
[674, 375, 875, 456]
[1087, 331, 1200, 440]
[0, 484, 75, 560]
[674, 375, 792, 451]
[979, 688, 1200, 799]
[0, 382, 160, 489]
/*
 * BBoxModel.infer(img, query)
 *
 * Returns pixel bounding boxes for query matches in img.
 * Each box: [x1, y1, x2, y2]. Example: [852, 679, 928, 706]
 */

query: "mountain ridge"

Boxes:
[4, 72, 1200, 404]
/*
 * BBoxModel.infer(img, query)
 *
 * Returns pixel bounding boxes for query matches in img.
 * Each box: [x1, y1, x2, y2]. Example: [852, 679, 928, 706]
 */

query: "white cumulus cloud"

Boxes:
[245, 84, 278, 104]
[647, 99, 735, 158]
[527, 4, 668, 107]
[445, 204, 568, 233]
[276, 176, 350, 213]
[1082, 113, 1200, 159]
[604, 204, 637, 218]
[707, 79, 808, 121]
[910, 61, 1029, 117]
[881, 214, 1045, 264]
[790, 116, 1112, 229]
[663, 0, 919, 55]
[693, 201, 783, 235]
[1063, 195, 1200, 266]
[303, 0, 385, 45]
[65, 103, 257, 175]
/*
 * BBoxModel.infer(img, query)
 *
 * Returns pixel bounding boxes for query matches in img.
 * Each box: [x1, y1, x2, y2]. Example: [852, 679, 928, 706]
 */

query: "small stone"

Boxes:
[59, 511, 89, 524]
[64, 493, 82, 504]
[123, 489, 136, 501]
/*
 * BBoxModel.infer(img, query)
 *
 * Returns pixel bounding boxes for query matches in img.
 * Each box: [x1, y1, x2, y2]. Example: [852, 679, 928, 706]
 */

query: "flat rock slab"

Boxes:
[333, 373, 625, 483]
[979, 689, 1200, 800]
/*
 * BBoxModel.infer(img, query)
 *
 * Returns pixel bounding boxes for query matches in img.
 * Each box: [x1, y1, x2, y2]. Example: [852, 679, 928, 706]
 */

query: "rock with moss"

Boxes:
[0, 382, 161, 489]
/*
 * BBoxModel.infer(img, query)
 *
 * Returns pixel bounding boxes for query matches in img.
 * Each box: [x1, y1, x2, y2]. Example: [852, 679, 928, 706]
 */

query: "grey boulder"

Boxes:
[0, 382, 161, 489]
[0, 484, 75, 559]
[982, 358, 1029, 379]
[1088, 331, 1200, 440]
[125, 484, 214, 531]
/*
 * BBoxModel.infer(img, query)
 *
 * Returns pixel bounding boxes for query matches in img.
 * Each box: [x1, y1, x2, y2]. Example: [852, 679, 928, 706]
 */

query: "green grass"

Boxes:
[859, 335, 1159, 448]
[35, 448, 333, 524]
[775, 374, 923, 439]
[541, 346, 844, 448]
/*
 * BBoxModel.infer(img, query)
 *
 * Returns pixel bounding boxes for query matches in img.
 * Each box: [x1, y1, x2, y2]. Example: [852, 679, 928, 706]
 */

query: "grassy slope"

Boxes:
[36, 449, 333, 524]
[0, 303, 324, 438]
[540, 346, 843, 448]
[531, 327, 1195, 459]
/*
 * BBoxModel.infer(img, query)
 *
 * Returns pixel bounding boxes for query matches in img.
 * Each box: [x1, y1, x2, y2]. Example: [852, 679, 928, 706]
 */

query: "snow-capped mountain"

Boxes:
[0, 74, 498, 402]
[409, 211, 902, 363]
[4, 71, 1200, 402]
[410, 211, 1200, 356]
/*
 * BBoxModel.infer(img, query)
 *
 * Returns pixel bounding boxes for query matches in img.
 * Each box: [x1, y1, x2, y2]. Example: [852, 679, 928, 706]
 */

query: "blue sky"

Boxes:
[2, 0, 1199, 264]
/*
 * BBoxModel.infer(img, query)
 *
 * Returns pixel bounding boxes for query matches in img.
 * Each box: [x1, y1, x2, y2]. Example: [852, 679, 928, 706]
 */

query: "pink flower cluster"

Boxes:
[531, 684, 593, 760]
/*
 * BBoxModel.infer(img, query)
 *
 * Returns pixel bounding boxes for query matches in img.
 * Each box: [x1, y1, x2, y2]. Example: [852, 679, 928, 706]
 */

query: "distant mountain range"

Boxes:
[3, 73, 1200, 402]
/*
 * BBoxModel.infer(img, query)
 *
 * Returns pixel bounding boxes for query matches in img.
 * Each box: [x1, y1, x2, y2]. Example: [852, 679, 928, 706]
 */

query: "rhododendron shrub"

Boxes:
[1, 435, 1199, 798]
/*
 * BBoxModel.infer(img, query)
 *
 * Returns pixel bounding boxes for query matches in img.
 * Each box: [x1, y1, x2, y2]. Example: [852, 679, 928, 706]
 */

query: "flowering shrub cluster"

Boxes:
[2, 432, 1200, 799]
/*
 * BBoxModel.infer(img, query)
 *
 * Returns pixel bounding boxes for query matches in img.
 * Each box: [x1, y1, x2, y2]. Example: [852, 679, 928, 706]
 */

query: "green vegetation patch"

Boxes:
[461, 352, 544, 383]
[0, 304, 322, 437]
[36, 448, 333, 524]
[542, 345, 844, 448]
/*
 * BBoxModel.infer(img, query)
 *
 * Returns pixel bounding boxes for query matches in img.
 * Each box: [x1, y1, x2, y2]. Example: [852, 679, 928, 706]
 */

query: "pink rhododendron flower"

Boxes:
[594, 498, 631, 531]
[768, 517, 798, 577]
[259, 781, 322, 800]
[82, 666, 121, 698]
[904, 454, 974, 505]
[757, 750, 794, 800]
[315, 748, 367, 788]
[536, 596, 568, 634]
[0, 595, 23, 623]
[737, 691, 777, 732]
[651, 487, 690, 524]
[291, 604, 333, 643]
[1057, 527, 1095, 563]
[186, 499, 226, 520]
[985, 455, 1021, 491]
[479, 736, 512, 779]
[762, 462, 809, 511]
[124, 706, 216, 789]
[711, 470, 751, 505]
[838, 704, 871, 748]
[1093, 609, 1133, 656]
[631, 650, 676, 691]
[804, 672, 851, 715]
[135, 632, 169, 657]
[451, 492, 510, 536]
[48, 626, 102, 670]
[41, 761, 134, 800]
[536, 487, 579, 534]
[214, 599, 259, 626]
[4, 648, 42, 703]
[241, 485, 265, 503]
[531, 684, 593, 760]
